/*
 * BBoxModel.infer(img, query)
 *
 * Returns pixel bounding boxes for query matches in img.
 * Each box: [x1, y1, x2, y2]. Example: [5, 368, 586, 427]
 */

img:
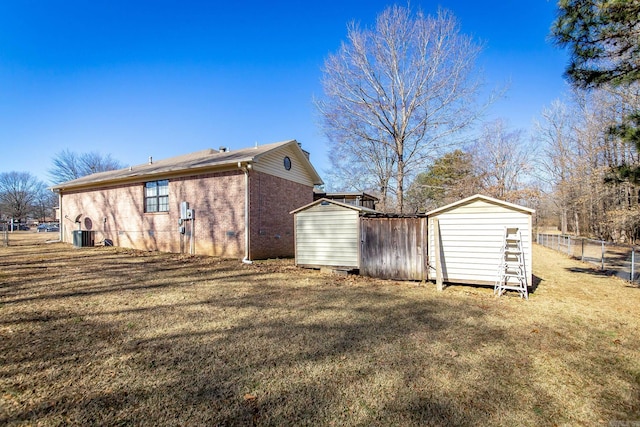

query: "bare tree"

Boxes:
[49, 149, 123, 184]
[0, 172, 47, 220]
[534, 87, 640, 242]
[317, 5, 492, 212]
[534, 99, 581, 234]
[32, 186, 59, 223]
[323, 132, 397, 211]
[472, 119, 536, 204]
[589, 86, 640, 241]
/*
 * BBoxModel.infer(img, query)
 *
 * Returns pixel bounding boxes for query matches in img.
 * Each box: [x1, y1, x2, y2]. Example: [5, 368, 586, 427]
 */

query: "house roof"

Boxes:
[425, 194, 535, 216]
[290, 198, 381, 215]
[51, 139, 323, 191]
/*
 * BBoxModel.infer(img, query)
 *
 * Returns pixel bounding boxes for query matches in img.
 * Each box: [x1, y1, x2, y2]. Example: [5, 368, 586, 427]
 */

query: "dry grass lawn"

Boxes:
[1, 233, 639, 426]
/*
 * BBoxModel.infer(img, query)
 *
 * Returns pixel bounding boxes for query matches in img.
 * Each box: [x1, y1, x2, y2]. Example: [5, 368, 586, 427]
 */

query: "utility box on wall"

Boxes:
[180, 201, 195, 221]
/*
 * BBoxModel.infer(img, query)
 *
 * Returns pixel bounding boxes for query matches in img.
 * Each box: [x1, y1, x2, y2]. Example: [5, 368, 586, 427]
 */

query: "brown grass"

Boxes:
[1, 232, 639, 426]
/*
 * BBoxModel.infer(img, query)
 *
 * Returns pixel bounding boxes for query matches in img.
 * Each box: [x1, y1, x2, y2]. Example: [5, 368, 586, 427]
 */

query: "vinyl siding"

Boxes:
[294, 203, 360, 268]
[428, 200, 532, 285]
[253, 145, 317, 186]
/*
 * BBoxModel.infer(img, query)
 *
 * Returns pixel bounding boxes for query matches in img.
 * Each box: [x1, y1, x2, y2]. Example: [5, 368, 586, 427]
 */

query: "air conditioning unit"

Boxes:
[72, 230, 95, 248]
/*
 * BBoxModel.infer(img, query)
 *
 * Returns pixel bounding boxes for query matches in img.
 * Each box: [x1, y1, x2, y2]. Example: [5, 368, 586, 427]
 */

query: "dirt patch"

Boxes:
[1, 233, 639, 425]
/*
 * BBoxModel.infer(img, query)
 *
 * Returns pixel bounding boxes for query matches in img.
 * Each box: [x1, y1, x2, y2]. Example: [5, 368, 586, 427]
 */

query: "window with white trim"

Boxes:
[144, 180, 169, 213]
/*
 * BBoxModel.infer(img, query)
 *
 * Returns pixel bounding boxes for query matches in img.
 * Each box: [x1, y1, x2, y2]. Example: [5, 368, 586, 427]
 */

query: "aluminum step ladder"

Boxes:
[494, 227, 528, 299]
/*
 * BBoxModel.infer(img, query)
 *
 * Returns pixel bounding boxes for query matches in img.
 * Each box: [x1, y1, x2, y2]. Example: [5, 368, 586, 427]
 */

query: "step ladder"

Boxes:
[494, 227, 528, 299]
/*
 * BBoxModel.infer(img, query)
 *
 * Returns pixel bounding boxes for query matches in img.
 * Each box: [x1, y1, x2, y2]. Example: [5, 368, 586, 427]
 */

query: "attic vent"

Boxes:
[219, 147, 228, 153]
[148, 156, 153, 165]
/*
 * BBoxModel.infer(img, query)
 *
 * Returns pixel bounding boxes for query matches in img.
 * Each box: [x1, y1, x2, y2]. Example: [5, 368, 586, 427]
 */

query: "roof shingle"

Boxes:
[51, 140, 312, 190]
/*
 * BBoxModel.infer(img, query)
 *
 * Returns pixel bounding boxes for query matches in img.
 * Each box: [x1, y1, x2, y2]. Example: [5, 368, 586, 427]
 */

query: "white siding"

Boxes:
[295, 203, 360, 268]
[428, 199, 532, 285]
[253, 145, 317, 186]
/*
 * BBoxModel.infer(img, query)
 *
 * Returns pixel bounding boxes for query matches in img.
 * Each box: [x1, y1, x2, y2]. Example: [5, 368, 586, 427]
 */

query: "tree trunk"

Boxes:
[397, 143, 405, 214]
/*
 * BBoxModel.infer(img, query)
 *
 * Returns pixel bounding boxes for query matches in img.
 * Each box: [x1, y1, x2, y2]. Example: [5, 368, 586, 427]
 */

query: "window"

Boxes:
[145, 180, 169, 213]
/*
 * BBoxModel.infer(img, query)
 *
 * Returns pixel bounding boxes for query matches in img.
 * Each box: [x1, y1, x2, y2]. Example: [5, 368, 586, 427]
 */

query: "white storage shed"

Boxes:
[291, 199, 373, 269]
[426, 194, 534, 287]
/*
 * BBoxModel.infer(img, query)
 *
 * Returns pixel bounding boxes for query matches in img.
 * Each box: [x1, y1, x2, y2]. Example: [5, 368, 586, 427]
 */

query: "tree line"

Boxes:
[317, 2, 640, 243]
[0, 150, 122, 224]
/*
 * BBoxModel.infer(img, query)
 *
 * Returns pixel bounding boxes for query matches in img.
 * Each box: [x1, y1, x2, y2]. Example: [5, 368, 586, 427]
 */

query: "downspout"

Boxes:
[52, 189, 62, 242]
[239, 162, 253, 264]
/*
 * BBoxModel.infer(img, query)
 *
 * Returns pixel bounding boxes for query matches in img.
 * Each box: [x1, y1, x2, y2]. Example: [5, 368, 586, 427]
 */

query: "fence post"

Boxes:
[581, 239, 584, 262]
[601, 240, 605, 271]
[631, 248, 635, 282]
[568, 236, 571, 256]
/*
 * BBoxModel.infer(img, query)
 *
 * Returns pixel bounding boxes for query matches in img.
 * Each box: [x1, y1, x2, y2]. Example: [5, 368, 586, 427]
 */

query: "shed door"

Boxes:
[360, 217, 426, 280]
[295, 205, 360, 268]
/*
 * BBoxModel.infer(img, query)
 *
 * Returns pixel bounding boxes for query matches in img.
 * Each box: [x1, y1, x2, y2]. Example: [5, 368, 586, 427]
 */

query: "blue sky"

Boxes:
[0, 1, 568, 186]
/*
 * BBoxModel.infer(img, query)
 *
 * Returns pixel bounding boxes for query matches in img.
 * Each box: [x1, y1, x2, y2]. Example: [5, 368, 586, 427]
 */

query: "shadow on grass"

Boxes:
[0, 278, 560, 426]
[443, 274, 542, 296]
[1, 244, 635, 425]
[530, 274, 542, 294]
[0, 247, 255, 304]
[565, 266, 620, 278]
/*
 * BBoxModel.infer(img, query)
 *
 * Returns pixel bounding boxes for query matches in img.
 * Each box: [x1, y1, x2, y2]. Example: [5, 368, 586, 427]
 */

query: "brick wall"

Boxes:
[60, 181, 174, 252]
[248, 171, 313, 259]
[60, 171, 245, 257]
[59, 169, 313, 259]
[172, 170, 246, 257]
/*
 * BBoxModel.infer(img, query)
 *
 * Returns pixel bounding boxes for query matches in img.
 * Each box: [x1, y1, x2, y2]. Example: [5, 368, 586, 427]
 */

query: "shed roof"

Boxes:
[290, 198, 381, 215]
[313, 191, 380, 202]
[51, 139, 323, 191]
[426, 194, 535, 216]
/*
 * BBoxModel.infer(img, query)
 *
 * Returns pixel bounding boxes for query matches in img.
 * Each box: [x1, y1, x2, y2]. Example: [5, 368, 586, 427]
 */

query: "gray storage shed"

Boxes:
[426, 194, 534, 287]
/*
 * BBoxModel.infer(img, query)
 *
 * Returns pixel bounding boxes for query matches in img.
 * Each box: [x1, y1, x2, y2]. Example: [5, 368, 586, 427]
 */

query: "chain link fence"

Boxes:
[537, 233, 639, 282]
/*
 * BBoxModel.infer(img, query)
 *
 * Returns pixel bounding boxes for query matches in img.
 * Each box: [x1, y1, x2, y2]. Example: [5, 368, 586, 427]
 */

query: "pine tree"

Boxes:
[553, 0, 640, 182]
[552, 0, 640, 88]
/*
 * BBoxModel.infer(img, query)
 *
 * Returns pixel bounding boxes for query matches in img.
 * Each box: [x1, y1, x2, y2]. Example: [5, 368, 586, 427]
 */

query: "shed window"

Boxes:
[145, 180, 169, 213]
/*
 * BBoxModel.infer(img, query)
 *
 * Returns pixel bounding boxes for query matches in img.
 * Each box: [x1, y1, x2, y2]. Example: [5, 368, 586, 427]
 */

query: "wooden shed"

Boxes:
[426, 194, 534, 287]
[291, 199, 427, 280]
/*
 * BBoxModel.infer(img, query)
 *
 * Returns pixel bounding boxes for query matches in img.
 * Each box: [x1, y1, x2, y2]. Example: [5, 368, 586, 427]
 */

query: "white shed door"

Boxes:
[295, 204, 359, 268]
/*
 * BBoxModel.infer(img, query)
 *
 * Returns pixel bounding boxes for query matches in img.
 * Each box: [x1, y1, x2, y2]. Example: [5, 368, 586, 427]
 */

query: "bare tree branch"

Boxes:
[316, 5, 495, 212]
[0, 172, 47, 220]
[49, 149, 123, 184]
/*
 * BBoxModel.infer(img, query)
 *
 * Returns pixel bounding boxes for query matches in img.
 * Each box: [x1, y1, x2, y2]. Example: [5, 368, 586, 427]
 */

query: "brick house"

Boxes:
[50, 140, 323, 260]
